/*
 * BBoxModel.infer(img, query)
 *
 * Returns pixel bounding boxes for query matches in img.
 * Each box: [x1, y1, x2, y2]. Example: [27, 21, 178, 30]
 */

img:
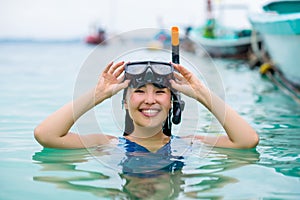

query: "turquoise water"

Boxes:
[0, 39, 300, 200]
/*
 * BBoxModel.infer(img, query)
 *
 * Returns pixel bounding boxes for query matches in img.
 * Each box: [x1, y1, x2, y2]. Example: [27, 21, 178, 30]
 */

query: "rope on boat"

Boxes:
[259, 63, 300, 103]
[249, 31, 300, 103]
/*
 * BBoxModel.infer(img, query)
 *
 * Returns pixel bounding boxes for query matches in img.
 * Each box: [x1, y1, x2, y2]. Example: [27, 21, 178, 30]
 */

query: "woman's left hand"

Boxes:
[170, 64, 210, 106]
[170, 64, 259, 149]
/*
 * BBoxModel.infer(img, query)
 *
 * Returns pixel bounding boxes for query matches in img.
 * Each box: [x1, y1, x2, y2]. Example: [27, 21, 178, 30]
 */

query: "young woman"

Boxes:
[34, 61, 259, 150]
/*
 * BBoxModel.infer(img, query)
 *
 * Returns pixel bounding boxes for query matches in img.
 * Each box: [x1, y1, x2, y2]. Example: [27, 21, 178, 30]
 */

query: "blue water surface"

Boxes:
[0, 39, 299, 200]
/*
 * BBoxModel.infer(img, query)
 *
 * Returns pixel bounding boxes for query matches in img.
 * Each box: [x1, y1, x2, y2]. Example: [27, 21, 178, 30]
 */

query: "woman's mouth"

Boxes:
[140, 109, 160, 117]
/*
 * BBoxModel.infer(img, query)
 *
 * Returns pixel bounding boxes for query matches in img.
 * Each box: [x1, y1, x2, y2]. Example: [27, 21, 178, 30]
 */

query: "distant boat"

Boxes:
[190, 26, 254, 58]
[248, 0, 300, 85]
[189, 0, 256, 58]
[85, 28, 107, 45]
[147, 29, 171, 50]
[147, 27, 197, 53]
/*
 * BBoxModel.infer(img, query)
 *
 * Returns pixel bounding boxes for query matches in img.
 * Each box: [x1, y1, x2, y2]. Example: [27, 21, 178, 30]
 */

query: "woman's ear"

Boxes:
[122, 99, 128, 109]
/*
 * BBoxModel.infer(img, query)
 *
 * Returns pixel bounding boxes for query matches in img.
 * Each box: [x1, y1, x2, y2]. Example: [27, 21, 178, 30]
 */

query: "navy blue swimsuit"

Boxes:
[118, 136, 184, 178]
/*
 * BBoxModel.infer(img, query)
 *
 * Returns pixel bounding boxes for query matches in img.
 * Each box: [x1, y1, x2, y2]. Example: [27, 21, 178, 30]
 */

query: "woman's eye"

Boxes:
[134, 89, 144, 93]
[156, 90, 166, 94]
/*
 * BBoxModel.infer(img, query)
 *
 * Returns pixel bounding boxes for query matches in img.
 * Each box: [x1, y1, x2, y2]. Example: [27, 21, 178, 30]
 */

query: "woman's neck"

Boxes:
[130, 125, 164, 139]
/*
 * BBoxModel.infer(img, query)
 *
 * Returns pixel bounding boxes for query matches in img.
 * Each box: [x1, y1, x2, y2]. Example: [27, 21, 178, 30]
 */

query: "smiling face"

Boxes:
[124, 84, 172, 130]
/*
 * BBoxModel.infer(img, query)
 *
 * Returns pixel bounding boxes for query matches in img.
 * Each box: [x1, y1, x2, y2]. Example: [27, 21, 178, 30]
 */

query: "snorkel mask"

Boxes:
[123, 60, 185, 136]
[124, 61, 174, 88]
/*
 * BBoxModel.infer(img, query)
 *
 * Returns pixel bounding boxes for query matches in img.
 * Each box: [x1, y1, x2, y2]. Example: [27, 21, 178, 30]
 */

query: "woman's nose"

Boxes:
[144, 92, 156, 104]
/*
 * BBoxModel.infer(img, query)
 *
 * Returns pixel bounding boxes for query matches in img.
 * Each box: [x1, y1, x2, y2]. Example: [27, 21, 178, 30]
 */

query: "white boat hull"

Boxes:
[249, 1, 300, 85]
[192, 36, 252, 58]
[262, 34, 300, 85]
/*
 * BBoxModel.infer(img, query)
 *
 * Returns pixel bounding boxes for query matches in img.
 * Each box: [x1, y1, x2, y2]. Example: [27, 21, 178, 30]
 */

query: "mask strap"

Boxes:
[163, 110, 172, 136]
[171, 92, 184, 124]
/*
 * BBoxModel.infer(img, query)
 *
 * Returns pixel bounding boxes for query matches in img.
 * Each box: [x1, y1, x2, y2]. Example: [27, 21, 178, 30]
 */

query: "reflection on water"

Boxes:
[32, 139, 260, 199]
[250, 87, 300, 178]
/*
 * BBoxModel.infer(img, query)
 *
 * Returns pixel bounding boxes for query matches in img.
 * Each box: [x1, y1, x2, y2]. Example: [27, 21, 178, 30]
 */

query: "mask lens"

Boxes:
[151, 64, 173, 75]
[126, 64, 147, 75]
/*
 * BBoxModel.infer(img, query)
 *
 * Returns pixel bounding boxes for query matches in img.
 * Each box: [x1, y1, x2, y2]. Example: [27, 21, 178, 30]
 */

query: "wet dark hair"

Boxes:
[122, 84, 178, 137]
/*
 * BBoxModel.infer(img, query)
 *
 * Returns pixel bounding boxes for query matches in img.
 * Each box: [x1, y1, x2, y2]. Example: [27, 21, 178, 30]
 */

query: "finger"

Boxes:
[116, 74, 125, 83]
[103, 61, 113, 73]
[112, 80, 130, 94]
[175, 64, 190, 75]
[108, 61, 124, 74]
[173, 72, 184, 81]
[174, 73, 190, 85]
[169, 79, 181, 91]
[174, 64, 193, 81]
[122, 79, 130, 88]
[113, 63, 125, 78]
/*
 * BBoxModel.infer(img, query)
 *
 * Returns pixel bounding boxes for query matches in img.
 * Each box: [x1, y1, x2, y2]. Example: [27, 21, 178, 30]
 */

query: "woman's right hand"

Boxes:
[34, 61, 129, 148]
[94, 61, 130, 105]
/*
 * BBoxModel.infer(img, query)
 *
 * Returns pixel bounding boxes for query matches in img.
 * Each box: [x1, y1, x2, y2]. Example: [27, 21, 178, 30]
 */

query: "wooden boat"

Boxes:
[248, 0, 300, 85]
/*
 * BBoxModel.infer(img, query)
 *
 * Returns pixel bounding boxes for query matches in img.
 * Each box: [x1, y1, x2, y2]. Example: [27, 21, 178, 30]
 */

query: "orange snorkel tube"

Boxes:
[170, 26, 184, 125]
[171, 26, 180, 64]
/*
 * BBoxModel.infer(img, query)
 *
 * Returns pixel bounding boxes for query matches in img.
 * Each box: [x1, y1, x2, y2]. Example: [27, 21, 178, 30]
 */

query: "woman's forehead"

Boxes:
[129, 83, 170, 90]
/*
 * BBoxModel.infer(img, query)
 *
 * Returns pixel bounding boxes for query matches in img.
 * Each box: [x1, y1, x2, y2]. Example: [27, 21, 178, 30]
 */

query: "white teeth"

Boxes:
[142, 109, 158, 114]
